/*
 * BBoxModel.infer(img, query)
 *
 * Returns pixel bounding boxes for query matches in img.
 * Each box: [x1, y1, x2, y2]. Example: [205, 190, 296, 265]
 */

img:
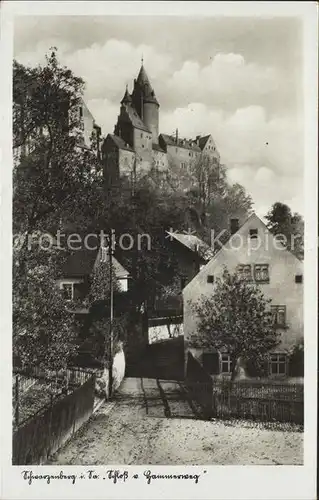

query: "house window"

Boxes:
[207, 275, 214, 284]
[254, 264, 269, 283]
[181, 162, 186, 169]
[220, 354, 232, 374]
[249, 228, 258, 239]
[269, 354, 287, 376]
[142, 144, 145, 148]
[141, 133, 143, 138]
[271, 305, 286, 327]
[61, 283, 73, 301]
[295, 274, 303, 283]
[237, 264, 252, 281]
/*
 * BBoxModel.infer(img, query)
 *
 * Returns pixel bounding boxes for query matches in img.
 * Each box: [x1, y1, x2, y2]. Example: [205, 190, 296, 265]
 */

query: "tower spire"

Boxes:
[121, 84, 132, 105]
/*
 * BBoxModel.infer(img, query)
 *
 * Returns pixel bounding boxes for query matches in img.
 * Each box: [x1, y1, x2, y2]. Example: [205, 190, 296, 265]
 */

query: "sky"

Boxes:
[14, 16, 304, 218]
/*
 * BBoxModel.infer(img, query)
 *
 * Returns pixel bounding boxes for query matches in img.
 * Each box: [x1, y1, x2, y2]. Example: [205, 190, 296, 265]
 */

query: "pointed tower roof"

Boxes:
[134, 63, 159, 106]
[121, 85, 132, 105]
[136, 64, 151, 87]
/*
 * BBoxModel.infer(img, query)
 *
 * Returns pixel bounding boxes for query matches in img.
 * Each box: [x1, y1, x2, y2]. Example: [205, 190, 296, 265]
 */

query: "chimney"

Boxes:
[196, 135, 200, 145]
[230, 218, 239, 235]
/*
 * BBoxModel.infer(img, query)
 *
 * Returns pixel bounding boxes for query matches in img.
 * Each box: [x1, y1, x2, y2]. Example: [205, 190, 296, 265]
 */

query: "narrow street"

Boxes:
[48, 377, 303, 465]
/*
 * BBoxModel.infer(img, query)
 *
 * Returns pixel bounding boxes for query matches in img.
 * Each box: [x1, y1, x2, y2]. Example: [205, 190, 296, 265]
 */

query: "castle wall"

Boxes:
[133, 128, 153, 171]
[102, 139, 120, 187]
[166, 144, 199, 169]
[201, 136, 220, 161]
[152, 149, 168, 171]
[80, 102, 95, 148]
[118, 149, 136, 177]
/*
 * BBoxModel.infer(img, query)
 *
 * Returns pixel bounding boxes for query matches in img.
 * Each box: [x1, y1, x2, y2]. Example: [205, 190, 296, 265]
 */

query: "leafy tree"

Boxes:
[191, 268, 279, 380]
[265, 202, 304, 259]
[289, 339, 304, 377]
[13, 50, 102, 240]
[12, 50, 102, 374]
[88, 257, 120, 304]
[79, 317, 125, 366]
[13, 253, 78, 375]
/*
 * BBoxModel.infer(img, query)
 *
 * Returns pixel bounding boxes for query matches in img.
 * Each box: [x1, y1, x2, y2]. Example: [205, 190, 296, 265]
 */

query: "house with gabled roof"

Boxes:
[183, 213, 303, 379]
[57, 246, 130, 306]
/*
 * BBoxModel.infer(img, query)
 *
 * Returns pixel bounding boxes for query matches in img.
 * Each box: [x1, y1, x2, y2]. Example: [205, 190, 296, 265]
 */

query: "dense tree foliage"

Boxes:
[265, 202, 304, 260]
[191, 268, 279, 379]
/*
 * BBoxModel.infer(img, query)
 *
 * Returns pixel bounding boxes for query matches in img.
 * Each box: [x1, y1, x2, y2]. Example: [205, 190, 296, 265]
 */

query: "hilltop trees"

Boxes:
[265, 202, 304, 259]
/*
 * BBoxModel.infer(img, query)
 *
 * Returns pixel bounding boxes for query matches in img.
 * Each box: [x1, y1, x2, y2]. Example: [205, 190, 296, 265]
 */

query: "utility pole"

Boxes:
[108, 228, 114, 400]
[14, 374, 19, 428]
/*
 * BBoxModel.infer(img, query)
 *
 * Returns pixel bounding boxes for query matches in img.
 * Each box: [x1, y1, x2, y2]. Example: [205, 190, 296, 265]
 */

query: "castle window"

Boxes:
[295, 274, 303, 283]
[79, 106, 83, 118]
[141, 133, 143, 138]
[207, 275, 214, 284]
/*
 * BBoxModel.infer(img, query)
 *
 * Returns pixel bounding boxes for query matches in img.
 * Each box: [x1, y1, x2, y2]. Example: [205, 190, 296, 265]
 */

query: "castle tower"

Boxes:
[132, 63, 159, 144]
[121, 85, 132, 105]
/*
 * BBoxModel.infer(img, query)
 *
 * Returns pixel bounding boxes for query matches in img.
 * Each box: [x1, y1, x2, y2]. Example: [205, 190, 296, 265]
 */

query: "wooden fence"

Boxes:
[185, 353, 304, 424]
[12, 373, 95, 465]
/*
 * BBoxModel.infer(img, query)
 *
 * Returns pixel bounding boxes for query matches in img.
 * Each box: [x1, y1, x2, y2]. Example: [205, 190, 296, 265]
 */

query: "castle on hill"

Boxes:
[101, 62, 221, 185]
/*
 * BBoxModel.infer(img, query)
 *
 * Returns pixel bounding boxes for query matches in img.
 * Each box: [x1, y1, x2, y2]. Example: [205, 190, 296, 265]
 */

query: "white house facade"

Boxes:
[183, 213, 303, 379]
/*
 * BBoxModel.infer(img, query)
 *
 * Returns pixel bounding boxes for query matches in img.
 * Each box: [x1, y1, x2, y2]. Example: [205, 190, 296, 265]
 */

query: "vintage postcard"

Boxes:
[0, 1, 317, 499]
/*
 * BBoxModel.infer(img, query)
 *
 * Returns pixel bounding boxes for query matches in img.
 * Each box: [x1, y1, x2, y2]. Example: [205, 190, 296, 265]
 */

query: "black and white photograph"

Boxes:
[0, 2, 317, 499]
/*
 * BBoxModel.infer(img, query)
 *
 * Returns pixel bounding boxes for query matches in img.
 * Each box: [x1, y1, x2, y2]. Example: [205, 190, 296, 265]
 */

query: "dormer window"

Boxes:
[249, 229, 258, 239]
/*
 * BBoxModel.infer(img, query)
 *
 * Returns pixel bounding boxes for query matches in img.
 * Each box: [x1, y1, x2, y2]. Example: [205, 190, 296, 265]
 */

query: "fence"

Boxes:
[185, 353, 304, 424]
[12, 373, 95, 465]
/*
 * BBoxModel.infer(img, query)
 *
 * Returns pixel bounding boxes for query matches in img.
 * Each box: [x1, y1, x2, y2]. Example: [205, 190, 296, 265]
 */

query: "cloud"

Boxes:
[160, 102, 303, 215]
[166, 53, 280, 111]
